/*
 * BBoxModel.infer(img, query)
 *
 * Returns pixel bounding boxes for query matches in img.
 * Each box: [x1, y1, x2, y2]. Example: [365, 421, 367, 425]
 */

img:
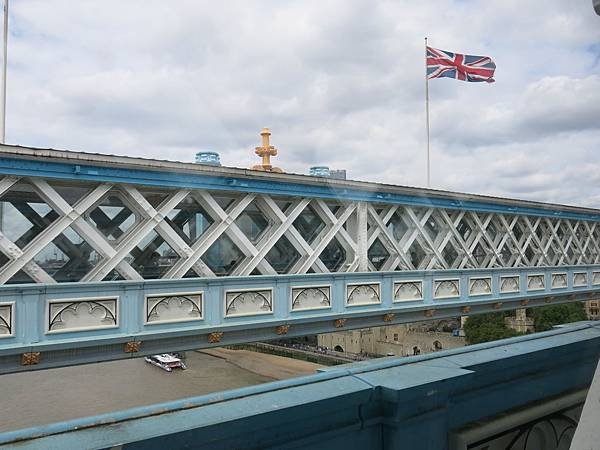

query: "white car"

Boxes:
[144, 353, 187, 372]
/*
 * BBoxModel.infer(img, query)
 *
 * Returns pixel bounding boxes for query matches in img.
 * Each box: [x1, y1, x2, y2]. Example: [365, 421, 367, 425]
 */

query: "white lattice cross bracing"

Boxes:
[0, 175, 598, 284]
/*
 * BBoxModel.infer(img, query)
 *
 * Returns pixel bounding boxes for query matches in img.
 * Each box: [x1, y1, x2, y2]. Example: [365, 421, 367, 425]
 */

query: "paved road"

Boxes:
[0, 349, 321, 434]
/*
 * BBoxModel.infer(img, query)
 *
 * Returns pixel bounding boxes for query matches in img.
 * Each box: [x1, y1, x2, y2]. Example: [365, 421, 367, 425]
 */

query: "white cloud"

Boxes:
[5, 0, 600, 207]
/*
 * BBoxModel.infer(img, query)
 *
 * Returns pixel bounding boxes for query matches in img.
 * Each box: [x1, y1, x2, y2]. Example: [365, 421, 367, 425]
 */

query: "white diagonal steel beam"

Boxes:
[234, 197, 314, 276]
[295, 203, 356, 273]
[255, 196, 329, 272]
[122, 187, 215, 277]
[83, 189, 189, 281]
[193, 191, 277, 275]
[29, 180, 142, 281]
[166, 193, 261, 278]
[0, 179, 119, 283]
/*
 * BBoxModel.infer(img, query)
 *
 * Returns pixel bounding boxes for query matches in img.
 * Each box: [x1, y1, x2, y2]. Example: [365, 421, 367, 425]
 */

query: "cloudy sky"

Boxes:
[5, 1, 600, 207]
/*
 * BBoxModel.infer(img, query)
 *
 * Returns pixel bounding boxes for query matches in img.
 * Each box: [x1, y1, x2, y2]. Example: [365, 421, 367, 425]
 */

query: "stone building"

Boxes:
[585, 300, 600, 320]
[504, 308, 535, 333]
[317, 321, 465, 357]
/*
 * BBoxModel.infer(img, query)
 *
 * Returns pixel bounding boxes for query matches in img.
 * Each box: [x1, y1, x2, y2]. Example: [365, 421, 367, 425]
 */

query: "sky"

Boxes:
[5, 0, 600, 207]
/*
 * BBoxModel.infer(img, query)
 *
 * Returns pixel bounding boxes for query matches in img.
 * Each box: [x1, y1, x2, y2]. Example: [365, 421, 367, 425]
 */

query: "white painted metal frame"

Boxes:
[0, 300, 13, 337]
[144, 291, 204, 325]
[468, 277, 492, 296]
[45, 296, 119, 334]
[346, 282, 381, 306]
[290, 285, 332, 312]
[434, 278, 461, 299]
[527, 274, 546, 291]
[224, 287, 274, 318]
[551, 272, 568, 289]
[393, 280, 424, 302]
[573, 272, 588, 288]
[500, 275, 520, 294]
[0, 175, 599, 285]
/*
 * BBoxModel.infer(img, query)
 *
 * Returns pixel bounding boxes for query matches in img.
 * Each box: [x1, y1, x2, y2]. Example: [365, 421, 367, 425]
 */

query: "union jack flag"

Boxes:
[427, 46, 496, 83]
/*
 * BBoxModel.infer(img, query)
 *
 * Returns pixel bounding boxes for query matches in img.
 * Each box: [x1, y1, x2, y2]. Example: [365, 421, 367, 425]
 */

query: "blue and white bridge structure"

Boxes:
[0, 144, 599, 372]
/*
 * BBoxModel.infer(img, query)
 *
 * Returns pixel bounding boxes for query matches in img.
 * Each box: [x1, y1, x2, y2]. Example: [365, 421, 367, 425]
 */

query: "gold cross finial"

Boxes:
[251, 127, 283, 173]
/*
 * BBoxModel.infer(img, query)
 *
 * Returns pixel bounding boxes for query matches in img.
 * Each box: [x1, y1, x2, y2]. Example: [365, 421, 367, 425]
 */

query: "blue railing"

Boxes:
[0, 265, 599, 373]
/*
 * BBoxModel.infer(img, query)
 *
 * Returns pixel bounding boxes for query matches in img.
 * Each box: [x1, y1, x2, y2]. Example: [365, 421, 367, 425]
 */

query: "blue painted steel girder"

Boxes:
[0, 154, 599, 222]
[0, 265, 598, 374]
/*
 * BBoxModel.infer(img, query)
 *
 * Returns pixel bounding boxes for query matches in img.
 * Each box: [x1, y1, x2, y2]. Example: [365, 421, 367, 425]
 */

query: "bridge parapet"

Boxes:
[0, 145, 598, 286]
[0, 265, 598, 372]
[1, 322, 598, 449]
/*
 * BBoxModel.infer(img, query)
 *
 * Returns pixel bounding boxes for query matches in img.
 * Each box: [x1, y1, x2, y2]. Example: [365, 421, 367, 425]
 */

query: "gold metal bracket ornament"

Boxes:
[383, 313, 395, 323]
[461, 306, 471, 314]
[424, 309, 435, 318]
[276, 324, 290, 335]
[208, 332, 224, 344]
[334, 318, 347, 328]
[21, 352, 41, 366]
[124, 341, 141, 353]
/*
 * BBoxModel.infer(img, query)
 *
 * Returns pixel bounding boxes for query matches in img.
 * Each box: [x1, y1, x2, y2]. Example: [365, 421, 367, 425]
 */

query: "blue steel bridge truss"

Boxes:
[0, 262, 598, 373]
[0, 145, 598, 371]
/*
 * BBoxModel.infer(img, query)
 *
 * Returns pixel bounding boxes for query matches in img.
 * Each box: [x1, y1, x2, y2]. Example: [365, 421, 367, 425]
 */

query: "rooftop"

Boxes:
[0, 142, 599, 220]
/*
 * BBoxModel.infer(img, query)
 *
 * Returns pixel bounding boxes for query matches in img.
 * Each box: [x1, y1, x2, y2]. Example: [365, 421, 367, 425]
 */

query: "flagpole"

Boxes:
[0, 0, 7, 232]
[0, 0, 8, 144]
[425, 37, 430, 188]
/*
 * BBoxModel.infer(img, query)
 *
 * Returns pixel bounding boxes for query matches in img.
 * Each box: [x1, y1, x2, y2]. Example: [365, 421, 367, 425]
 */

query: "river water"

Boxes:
[0, 351, 274, 433]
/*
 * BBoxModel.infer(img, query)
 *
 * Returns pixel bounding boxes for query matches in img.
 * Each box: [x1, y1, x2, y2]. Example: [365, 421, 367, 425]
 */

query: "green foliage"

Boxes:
[463, 313, 520, 345]
[463, 302, 588, 345]
[530, 302, 587, 332]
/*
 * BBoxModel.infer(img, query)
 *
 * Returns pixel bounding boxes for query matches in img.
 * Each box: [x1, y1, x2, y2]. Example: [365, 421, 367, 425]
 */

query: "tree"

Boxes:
[530, 302, 587, 332]
[463, 303, 588, 345]
[463, 313, 521, 345]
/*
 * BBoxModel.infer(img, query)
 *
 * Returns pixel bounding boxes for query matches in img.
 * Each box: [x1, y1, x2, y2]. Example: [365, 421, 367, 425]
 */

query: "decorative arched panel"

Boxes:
[47, 297, 117, 333]
[145, 292, 203, 324]
[291, 286, 331, 311]
[225, 289, 273, 317]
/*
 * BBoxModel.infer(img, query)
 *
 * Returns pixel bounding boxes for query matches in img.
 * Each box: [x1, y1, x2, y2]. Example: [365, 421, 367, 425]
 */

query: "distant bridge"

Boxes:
[0, 144, 599, 372]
